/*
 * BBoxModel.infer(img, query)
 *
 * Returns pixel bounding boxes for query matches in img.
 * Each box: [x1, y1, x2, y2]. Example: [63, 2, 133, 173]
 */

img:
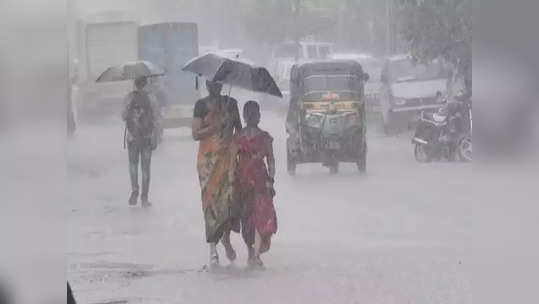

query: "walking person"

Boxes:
[123, 76, 158, 207]
[192, 80, 242, 268]
[233, 100, 277, 269]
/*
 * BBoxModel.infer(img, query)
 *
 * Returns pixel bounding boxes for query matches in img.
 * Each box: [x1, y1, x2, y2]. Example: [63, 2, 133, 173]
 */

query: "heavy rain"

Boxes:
[2, 1, 539, 304]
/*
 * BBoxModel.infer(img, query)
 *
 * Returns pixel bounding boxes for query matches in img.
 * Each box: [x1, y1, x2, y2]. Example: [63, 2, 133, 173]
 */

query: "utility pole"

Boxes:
[385, 0, 390, 55]
[338, 2, 346, 48]
[385, 0, 395, 55]
[67, 0, 74, 137]
[293, 0, 301, 40]
[338, 0, 353, 50]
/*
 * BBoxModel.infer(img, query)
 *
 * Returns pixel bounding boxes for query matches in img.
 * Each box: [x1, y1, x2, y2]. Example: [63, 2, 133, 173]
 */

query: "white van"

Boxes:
[272, 41, 334, 61]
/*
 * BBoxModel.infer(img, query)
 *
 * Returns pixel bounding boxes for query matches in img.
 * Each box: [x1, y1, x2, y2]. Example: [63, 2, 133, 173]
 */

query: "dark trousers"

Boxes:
[128, 140, 152, 200]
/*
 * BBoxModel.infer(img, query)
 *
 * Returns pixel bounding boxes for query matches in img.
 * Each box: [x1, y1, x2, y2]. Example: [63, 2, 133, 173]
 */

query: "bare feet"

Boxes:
[223, 242, 237, 262]
[248, 255, 265, 270]
[221, 232, 237, 262]
[128, 192, 138, 206]
[210, 254, 219, 269]
[209, 243, 219, 269]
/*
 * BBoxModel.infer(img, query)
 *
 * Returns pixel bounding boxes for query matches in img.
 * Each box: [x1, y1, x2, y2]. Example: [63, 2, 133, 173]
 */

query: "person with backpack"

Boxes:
[122, 76, 158, 207]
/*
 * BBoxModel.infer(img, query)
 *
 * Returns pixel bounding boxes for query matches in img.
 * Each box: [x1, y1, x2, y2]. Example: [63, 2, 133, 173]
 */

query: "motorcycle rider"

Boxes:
[436, 90, 469, 152]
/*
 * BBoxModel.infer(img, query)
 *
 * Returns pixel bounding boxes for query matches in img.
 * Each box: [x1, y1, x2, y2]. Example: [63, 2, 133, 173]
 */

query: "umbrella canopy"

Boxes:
[96, 61, 164, 82]
[182, 53, 283, 98]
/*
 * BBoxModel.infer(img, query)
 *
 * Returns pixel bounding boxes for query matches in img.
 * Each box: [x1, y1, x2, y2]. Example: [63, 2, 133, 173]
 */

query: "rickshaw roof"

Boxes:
[293, 60, 364, 78]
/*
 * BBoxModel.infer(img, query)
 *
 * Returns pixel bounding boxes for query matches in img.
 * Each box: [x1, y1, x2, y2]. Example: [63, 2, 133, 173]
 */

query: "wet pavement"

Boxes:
[68, 111, 471, 304]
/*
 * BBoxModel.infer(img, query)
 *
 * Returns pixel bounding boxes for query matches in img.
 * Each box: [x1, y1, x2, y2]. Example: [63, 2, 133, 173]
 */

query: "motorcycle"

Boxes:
[412, 97, 472, 162]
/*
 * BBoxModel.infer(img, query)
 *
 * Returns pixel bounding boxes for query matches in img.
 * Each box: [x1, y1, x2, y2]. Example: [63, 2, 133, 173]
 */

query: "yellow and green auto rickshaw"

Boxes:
[286, 60, 370, 175]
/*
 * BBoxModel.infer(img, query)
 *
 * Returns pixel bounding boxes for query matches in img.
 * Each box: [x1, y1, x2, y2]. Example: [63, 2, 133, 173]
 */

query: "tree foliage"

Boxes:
[396, 0, 472, 91]
[240, 0, 339, 45]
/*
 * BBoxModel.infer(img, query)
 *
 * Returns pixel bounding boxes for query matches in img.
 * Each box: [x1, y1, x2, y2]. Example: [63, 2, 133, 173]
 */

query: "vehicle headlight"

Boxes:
[393, 97, 407, 106]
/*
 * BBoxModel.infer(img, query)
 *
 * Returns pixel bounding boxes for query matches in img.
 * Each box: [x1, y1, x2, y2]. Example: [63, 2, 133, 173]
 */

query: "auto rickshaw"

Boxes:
[286, 60, 370, 175]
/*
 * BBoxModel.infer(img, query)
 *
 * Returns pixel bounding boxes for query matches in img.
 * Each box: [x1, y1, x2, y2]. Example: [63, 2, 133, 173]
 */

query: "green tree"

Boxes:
[396, 0, 472, 94]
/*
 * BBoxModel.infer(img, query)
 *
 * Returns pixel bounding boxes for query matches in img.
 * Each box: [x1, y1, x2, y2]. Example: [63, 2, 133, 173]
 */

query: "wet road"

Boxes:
[68, 111, 471, 304]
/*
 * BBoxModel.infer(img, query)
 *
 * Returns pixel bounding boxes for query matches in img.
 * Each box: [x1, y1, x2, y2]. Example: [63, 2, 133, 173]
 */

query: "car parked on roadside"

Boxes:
[379, 55, 450, 134]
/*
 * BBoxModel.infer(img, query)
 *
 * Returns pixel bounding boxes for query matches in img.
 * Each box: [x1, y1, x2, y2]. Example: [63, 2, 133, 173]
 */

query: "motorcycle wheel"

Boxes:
[457, 134, 472, 162]
[414, 144, 432, 163]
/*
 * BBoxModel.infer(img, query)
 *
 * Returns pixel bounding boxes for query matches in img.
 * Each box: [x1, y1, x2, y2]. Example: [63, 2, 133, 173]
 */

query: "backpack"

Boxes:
[126, 91, 154, 141]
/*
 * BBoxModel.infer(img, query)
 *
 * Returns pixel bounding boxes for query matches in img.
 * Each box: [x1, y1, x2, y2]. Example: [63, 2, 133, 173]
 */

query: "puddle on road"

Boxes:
[70, 262, 154, 285]
[70, 261, 203, 286]
[92, 298, 169, 304]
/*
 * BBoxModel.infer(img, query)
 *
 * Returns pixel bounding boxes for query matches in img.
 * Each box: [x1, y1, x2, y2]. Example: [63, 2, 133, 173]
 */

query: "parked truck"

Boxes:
[75, 12, 139, 119]
[138, 22, 199, 128]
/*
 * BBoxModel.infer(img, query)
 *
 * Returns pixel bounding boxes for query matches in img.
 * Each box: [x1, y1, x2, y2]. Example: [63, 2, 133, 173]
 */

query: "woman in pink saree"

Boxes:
[232, 100, 277, 269]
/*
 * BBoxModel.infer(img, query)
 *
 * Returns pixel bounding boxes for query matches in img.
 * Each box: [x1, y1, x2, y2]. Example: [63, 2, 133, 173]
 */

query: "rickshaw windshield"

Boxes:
[303, 74, 363, 100]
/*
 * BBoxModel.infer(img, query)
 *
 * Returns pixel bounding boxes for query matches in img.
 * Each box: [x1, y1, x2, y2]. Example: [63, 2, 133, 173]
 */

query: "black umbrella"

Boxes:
[182, 53, 283, 98]
[96, 61, 164, 82]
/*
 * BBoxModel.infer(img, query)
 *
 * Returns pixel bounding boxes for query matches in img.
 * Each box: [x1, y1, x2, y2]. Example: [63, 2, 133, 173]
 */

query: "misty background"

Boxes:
[1, 0, 539, 303]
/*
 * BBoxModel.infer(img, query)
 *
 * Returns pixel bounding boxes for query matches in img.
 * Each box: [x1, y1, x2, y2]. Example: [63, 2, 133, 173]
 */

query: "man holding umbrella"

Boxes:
[97, 61, 164, 207]
[123, 76, 158, 207]
[192, 80, 242, 267]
